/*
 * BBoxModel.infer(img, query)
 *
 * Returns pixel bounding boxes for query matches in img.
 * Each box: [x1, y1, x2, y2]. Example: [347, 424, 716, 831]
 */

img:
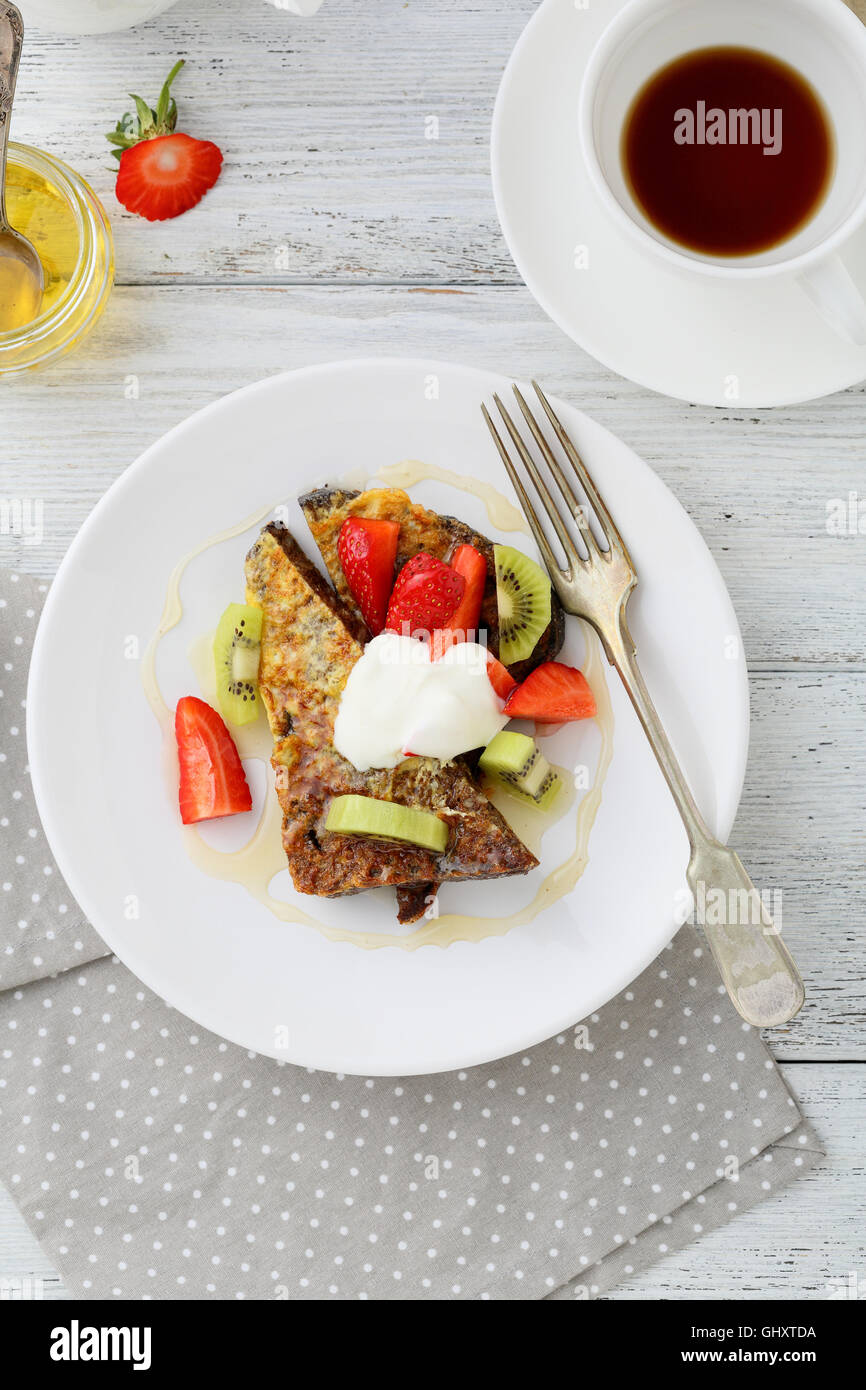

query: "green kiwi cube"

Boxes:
[479, 730, 562, 808]
[479, 730, 534, 777]
[505, 769, 563, 811]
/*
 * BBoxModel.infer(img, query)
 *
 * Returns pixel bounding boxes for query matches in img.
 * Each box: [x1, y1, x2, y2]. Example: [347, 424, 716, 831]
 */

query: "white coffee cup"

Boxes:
[579, 0, 866, 344]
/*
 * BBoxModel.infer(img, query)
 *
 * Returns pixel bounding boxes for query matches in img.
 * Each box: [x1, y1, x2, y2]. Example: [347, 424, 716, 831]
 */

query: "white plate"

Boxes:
[28, 358, 748, 1076]
[491, 0, 866, 408]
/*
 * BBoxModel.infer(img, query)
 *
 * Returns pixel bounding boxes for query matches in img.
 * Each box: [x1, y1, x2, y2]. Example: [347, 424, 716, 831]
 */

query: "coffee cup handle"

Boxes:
[798, 253, 866, 346]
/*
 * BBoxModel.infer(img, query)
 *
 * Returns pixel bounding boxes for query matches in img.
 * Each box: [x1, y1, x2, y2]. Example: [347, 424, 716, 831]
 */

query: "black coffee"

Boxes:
[622, 46, 834, 256]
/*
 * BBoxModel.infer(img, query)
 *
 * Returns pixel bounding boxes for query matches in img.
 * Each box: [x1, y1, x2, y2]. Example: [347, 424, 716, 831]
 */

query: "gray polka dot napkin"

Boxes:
[0, 571, 821, 1300]
[0, 573, 108, 990]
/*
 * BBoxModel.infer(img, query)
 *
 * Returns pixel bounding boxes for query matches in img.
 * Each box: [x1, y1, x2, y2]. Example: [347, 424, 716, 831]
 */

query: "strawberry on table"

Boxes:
[107, 59, 223, 222]
[385, 552, 465, 637]
[175, 696, 252, 825]
[116, 134, 223, 222]
[338, 516, 400, 635]
[505, 661, 597, 723]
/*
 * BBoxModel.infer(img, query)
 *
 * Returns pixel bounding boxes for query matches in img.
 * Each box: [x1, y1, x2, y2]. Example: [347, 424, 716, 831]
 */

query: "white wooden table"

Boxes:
[1, 0, 864, 1300]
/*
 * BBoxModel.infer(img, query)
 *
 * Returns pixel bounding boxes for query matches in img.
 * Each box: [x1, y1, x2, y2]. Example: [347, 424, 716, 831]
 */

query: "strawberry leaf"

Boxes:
[106, 59, 185, 152]
[131, 94, 155, 133]
[156, 59, 185, 126]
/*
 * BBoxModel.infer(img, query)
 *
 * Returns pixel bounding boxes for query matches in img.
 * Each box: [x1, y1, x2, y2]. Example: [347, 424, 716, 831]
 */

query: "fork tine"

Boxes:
[492, 393, 581, 570]
[480, 404, 564, 580]
[511, 384, 599, 558]
[532, 380, 631, 560]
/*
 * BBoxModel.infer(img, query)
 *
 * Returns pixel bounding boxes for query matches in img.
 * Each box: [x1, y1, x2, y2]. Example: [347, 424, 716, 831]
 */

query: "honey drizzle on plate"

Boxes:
[140, 465, 614, 950]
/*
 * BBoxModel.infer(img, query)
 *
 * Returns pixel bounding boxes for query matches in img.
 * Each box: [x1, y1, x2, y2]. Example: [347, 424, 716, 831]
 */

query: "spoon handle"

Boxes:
[0, 4, 24, 227]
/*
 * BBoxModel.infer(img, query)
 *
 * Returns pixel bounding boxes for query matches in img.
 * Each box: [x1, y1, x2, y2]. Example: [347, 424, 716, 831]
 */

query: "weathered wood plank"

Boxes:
[17, 0, 536, 285]
[736, 675, 866, 1059]
[15, 0, 866, 289]
[1, 285, 864, 668]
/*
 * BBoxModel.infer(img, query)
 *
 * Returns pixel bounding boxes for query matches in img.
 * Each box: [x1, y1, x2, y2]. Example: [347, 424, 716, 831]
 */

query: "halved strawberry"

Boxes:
[440, 542, 487, 641]
[486, 652, 518, 702]
[337, 516, 400, 635]
[116, 134, 223, 222]
[504, 661, 597, 722]
[385, 553, 465, 637]
[107, 60, 223, 222]
[175, 696, 252, 824]
[430, 543, 487, 656]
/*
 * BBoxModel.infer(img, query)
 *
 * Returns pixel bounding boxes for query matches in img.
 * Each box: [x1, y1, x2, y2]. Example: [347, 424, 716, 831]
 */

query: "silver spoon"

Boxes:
[0, 4, 43, 332]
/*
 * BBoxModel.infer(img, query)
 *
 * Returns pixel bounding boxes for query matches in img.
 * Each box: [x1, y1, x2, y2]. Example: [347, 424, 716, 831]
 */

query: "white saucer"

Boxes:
[491, 0, 866, 407]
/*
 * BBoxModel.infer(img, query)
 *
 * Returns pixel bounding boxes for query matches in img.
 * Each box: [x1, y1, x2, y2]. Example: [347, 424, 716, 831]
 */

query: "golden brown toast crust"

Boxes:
[299, 485, 565, 683]
[245, 524, 538, 918]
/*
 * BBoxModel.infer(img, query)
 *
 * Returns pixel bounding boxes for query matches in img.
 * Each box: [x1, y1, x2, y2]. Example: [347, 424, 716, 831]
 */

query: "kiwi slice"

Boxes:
[479, 730, 562, 810]
[213, 603, 262, 726]
[326, 795, 449, 854]
[494, 544, 551, 666]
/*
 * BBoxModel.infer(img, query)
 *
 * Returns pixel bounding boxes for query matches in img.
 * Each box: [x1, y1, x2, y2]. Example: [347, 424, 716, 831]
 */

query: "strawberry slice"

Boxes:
[385, 552, 465, 637]
[486, 652, 518, 702]
[337, 516, 400, 635]
[440, 542, 487, 641]
[430, 622, 516, 702]
[107, 60, 223, 221]
[430, 543, 487, 656]
[116, 134, 223, 221]
[175, 696, 252, 824]
[504, 661, 597, 722]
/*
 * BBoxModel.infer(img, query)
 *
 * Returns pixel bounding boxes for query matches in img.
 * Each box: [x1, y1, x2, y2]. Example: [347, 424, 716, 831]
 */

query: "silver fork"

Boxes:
[483, 381, 805, 1029]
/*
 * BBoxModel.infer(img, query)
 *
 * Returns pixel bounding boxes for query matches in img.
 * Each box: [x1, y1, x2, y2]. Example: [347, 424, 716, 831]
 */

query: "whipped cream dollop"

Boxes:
[333, 632, 508, 772]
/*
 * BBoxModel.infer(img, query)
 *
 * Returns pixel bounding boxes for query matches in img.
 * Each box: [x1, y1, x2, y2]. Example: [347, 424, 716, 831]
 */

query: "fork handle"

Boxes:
[607, 615, 805, 1028]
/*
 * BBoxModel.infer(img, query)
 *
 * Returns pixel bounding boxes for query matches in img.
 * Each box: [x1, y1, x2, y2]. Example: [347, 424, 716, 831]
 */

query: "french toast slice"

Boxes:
[244, 523, 538, 923]
[298, 486, 564, 920]
[298, 486, 565, 684]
